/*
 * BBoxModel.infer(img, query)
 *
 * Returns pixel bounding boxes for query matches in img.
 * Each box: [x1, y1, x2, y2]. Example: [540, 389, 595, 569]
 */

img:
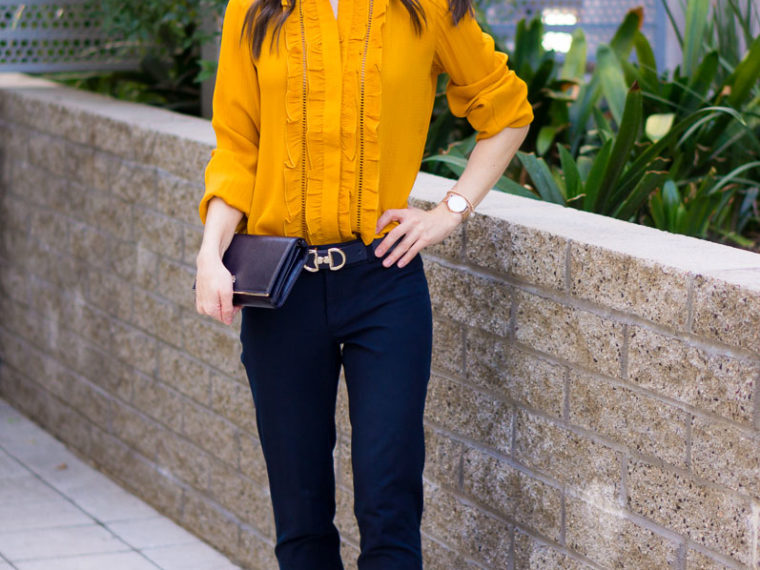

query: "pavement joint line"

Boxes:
[0, 412, 165, 569]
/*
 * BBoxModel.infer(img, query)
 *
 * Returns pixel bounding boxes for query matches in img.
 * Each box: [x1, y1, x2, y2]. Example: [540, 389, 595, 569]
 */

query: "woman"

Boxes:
[194, 0, 532, 566]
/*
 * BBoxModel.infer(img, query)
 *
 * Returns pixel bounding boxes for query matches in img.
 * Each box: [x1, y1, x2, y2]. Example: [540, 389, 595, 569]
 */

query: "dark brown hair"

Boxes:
[242, 0, 472, 59]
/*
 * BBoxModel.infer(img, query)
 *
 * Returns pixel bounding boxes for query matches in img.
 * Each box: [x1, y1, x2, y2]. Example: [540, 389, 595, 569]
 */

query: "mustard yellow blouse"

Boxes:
[199, 0, 533, 245]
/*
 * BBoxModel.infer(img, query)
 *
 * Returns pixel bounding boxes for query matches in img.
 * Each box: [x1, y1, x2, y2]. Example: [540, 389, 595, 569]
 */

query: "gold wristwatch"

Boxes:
[442, 191, 474, 221]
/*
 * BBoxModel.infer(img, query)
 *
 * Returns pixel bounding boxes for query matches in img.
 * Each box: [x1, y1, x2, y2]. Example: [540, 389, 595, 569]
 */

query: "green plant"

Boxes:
[425, 2, 760, 250]
[45, 0, 226, 115]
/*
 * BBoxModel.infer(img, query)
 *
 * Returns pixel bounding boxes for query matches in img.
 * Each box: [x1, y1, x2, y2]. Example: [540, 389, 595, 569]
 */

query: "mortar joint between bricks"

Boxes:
[685, 273, 696, 333]
[753, 369, 760, 431]
[563, 239, 572, 294]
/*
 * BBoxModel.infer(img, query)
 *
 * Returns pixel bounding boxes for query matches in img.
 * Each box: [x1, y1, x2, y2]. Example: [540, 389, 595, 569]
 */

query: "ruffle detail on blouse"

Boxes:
[339, 0, 388, 244]
[283, 0, 327, 241]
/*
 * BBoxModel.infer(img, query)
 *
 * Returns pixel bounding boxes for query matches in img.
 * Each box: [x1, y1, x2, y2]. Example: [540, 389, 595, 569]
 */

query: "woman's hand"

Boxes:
[195, 197, 245, 325]
[374, 203, 462, 267]
[195, 252, 241, 325]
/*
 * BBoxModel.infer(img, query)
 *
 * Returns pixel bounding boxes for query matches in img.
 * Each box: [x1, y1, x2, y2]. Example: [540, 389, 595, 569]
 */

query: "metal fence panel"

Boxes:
[486, 0, 668, 68]
[0, 0, 139, 72]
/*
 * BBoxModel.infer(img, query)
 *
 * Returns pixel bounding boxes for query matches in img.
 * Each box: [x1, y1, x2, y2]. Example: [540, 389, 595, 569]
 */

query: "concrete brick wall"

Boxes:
[1, 73, 759, 569]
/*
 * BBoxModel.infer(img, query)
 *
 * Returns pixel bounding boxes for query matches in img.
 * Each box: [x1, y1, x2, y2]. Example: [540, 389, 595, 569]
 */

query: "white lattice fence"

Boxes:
[0, 0, 139, 72]
[486, 0, 667, 66]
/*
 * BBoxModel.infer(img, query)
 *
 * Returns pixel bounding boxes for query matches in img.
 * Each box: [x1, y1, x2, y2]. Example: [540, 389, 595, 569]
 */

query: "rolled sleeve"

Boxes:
[199, 0, 261, 225]
[435, 9, 533, 140]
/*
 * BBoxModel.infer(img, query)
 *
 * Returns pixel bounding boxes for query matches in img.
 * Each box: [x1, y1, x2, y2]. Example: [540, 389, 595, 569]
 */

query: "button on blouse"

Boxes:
[199, 0, 533, 245]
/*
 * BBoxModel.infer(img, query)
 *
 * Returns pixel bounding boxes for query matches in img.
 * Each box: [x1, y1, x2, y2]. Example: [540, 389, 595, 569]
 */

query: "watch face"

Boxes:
[447, 194, 468, 213]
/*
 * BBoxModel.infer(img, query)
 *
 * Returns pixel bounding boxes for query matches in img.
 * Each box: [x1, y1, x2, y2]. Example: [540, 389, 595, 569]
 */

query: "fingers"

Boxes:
[219, 284, 236, 325]
[375, 208, 402, 234]
[195, 269, 238, 326]
[381, 226, 422, 267]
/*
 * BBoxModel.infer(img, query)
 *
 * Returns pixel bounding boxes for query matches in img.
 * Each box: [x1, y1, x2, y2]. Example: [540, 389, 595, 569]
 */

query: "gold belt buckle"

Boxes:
[304, 247, 347, 272]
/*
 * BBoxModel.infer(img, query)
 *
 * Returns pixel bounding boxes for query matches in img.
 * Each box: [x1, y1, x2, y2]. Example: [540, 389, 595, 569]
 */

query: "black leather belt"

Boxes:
[303, 238, 386, 272]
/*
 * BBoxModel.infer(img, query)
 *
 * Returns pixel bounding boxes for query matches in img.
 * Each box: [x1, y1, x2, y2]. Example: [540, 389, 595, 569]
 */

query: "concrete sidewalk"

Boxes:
[0, 398, 242, 570]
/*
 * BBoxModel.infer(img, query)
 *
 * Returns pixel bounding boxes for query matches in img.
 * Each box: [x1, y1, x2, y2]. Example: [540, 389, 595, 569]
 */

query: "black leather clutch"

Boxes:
[213, 234, 308, 309]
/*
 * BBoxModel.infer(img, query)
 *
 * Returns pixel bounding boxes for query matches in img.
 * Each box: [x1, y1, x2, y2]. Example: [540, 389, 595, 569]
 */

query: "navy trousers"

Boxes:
[239, 247, 433, 570]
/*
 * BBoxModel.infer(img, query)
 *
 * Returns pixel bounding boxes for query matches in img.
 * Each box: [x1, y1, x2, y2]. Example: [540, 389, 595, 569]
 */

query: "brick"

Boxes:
[111, 160, 157, 204]
[83, 191, 133, 242]
[148, 132, 211, 181]
[627, 460, 753, 565]
[566, 496, 680, 568]
[155, 172, 204, 225]
[421, 534, 481, 570]
[514, 410, 621, 500]
[110, 404, 161, 459]
[29, 208, 71, 252]
[462, 446, 562, 541]
[181, 489, 240, 558]
[68, 222, 110, 271]
[425, 261, 512, 336]
[469, 218, 567, 290]
[131, 288, 183, 347]
[89, 425, 183, 520]
[133, 206, 184, 260]
[692, 274, 760, 353]
[110, 241, 159, 290]
[568, 370, 689, 468]
[691, 416, 760, 500]
[466, 329, 565, 418]
[422, 222, 464, 263]
[627, 326, 757, 425]
[336, 434, 353, 489]
[183, 224, 204, 266]
[157, 344, 211, 405]
[7, 160, 49, 207]
[154, 431, 210, 490]
[92, 116, 148, 161]
[85, 265, 133, 321]
[423, 426, 463, 490]
[181, 313, 243, 377]
[514, 289, 624, 378]
[514, 530, 595, 570]
[109, 320, 158, 376]
[462, 214, 512, 275]
[41, 395, 92, 454]
[132, 375, 185, 433]
[68, 376, 113, 431]
[685, 549, 738, 569]
[239, 526, 278, 569]
[422, 482, 511, 568]
[65, 144, 97, 187]
[239, 432, 269, 487]
[336, 377, 351, 437]
[157, 256, 197, 309]
[83, 151, 117, 193]
[182, 400, 239, 466]
[335, 483, 360, 544]
[569, 244, 691, 330]
[425, 374, 512, 455]
[207, 460, 274, 538]
[77, 341, 138, 403]
[431, 317, 464, 377]
[210, 372, 256, 433]
[0, 264, 28, 305]
[0, 190, 33, 235]
[27, 132, 68, 176]
[340, 539, 361, 570]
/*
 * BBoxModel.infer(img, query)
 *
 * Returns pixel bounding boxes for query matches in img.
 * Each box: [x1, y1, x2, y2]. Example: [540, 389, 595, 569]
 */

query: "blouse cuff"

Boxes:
[199, 148, 255, 228]
[446, 52, 534, 140]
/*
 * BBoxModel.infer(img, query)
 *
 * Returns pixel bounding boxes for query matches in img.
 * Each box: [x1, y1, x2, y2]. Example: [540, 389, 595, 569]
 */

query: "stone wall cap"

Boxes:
[0, 73, 214, 146]
[412, 172, 760, 292]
